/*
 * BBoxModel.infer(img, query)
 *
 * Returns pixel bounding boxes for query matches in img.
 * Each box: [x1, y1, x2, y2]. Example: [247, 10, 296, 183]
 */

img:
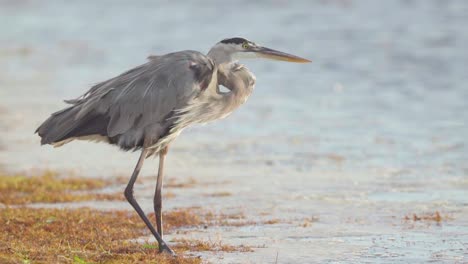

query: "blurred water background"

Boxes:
[1, 0, 467, 263]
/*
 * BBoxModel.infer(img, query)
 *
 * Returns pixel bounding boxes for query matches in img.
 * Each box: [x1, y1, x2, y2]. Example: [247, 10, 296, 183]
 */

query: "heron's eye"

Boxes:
[242, 42, 249, 49]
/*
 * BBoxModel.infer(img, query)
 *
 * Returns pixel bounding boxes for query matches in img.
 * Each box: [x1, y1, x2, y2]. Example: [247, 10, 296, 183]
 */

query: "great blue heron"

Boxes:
[36, 37, 310, 255]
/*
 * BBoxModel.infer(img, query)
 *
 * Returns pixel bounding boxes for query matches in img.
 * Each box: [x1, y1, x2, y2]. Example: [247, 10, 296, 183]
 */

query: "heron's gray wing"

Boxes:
[147, 55, 160, 60]
[68, 50, 214, 146]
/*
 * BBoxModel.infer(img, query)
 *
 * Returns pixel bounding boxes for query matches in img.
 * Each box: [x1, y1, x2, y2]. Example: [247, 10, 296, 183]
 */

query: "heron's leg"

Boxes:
[154, 146, 168, 241]
[124, 149, 175, 255]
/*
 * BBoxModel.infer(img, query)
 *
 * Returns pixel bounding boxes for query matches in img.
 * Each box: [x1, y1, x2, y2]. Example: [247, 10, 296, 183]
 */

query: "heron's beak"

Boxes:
[253, 46, 311, 63]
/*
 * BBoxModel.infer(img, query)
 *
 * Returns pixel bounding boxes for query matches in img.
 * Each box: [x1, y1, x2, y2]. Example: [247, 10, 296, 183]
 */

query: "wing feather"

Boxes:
[66, 50, 215, 147]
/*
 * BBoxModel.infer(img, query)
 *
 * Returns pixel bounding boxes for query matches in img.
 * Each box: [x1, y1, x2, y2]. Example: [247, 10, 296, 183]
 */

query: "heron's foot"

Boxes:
[159, 243, 176, 256]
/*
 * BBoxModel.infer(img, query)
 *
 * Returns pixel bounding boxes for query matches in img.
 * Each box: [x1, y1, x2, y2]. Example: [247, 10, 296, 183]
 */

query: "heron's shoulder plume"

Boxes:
[188, 58, 215, 91]
[147, 55, 160, 60]
[220, 37, 248, 45]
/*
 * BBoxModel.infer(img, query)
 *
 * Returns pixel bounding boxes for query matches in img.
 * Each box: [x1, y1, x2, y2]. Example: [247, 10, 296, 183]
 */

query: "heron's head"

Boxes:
[208, 37, 311, 65]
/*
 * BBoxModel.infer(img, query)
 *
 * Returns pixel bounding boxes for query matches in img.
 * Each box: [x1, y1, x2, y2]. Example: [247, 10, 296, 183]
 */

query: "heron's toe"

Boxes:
[159, 244, 176, 256]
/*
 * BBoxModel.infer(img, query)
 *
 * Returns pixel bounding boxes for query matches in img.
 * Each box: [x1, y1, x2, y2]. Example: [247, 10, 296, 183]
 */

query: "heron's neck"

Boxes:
[207, 45, 234, 65]
[174, 63, 254, 126]
[217, 63, 255, 111]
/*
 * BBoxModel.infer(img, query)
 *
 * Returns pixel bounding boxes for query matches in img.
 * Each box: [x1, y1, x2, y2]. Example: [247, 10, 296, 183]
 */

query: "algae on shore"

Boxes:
[0, 170, 261, 263]
[0, 207, 200, 264]
[0, 171, 124, 205]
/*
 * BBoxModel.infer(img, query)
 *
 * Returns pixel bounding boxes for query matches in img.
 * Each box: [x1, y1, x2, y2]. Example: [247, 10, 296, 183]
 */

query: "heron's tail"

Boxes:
[35, 105, 109, 146]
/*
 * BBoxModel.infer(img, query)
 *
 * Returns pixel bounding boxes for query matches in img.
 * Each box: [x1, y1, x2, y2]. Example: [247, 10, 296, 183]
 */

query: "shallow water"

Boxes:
[1, 0, 467, 263]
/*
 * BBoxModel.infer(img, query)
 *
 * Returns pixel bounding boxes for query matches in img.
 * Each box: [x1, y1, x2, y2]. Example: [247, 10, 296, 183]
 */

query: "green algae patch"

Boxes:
[0, 171, 124, 205]
[0, 207, 200, 264]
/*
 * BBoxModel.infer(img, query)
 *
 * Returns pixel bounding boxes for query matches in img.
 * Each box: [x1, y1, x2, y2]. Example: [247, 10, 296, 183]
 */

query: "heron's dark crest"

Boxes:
[220, 37, 248, 45]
